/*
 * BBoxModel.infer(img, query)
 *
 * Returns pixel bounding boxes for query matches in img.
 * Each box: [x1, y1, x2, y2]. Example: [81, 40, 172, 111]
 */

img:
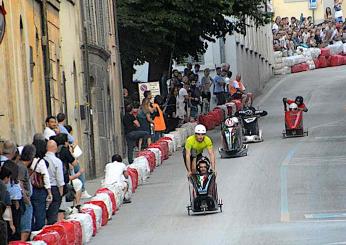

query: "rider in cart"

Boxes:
[183, 125, 216, 177]
[283, 96, 308, 112]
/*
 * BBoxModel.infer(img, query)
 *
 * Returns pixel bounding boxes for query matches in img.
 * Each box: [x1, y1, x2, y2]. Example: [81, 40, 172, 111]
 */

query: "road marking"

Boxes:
[305, 213, 346, 219]
[280, 145, 301, 222]
[314, 135, 346, 140]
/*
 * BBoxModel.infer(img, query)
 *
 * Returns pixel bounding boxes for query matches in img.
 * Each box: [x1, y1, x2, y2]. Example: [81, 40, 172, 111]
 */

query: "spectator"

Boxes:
[44, 116, 58, 141]
[123, 104, 150, 164]
[229, 74, 254, 107]
[123, 88, 134, 107]
[334, 0, 344, 23]
[214, 69, 226, 105]
[53, 134, 83, 210]
[0, 166, 13, 243]
[56, 113, 74, 144]
[45, 140, 65, 225]
[64, 125, 91, 199]
[31, 137, 52, 231]
[188, 79, 201, 121]
[152, 95, 166, 141]
[200, 68, 213, 113]
[164, 87, 180, 133]
[0, 140, 17, 165]
[325, 7, 333, 21]
[106, 154, 131, 203]
[0, 201, 7, 245]
[137, 98, 155, 145]
[17, 144, 35, 241]
[3, 159, 22, 241]
[176, 82, 189, 123]
[193, 64, 201, 85]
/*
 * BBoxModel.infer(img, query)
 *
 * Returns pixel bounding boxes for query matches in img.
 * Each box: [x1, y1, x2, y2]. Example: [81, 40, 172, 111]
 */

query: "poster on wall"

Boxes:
[0, 5, 6, 44]
[138, 81, 161, 102]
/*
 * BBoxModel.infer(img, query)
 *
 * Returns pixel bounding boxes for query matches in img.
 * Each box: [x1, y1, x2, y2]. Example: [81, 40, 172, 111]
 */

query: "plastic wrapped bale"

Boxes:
[68, 213, 93, 244]
[216, 105, 228, 117]
[169, 131, 183, 148]
[274, 62, 284, 70]
[79, 208, 97, 236]
[91, 193, 112, 220]
[176, 127, 189, 141]
[132, 156, 150, 181]
[320, 48, 331, 57]
[274, 68, 285, 75]
[55, 221, 76, 245]
[147, 147, 162, 166]
[159, 137, 174, 155]
[274, 51, 282, 58]
[81, 203, 102, 229]
[28, 242, 48, 245]
[163, 134, 177, 151]
[41, 225, 68, 245]
[95, 188, 117, 215]
[344, 43, 346, 54]
[84, 200, 109, 226]
[283, 66, 291, 74]
[69, 220, 83, 245]
[33, 230, 61, 245]
[154, 140, 169, 160]
[127, 168, 138, 193]
[327, 41, 343, 55]
[274, 57, 283, 64]
[137, 150, 156, 172]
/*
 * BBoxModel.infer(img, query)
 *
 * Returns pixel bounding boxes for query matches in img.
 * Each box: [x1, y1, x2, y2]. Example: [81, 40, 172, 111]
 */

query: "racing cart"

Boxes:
[187, 158, 223, 215]
[282, 107, 308, 138]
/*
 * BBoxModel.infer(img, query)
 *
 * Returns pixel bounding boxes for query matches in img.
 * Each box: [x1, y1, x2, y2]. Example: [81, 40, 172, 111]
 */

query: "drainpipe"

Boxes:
[80, 0, 96, 178]
[41, 0, 52, 116]
[112, 0, 126, 155]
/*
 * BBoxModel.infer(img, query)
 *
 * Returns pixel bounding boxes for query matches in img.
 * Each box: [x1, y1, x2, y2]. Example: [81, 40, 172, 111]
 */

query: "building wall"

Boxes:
[59, 0, 90, 173]
[0, 0, 46, 144]
[272, 0, 346, 23]
[82, 0, 124, 177]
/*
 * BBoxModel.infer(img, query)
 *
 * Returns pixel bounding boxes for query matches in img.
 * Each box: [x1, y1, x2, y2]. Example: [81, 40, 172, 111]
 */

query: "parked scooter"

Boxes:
[237, 107, 268, 143]
[219, 117, 248, 158]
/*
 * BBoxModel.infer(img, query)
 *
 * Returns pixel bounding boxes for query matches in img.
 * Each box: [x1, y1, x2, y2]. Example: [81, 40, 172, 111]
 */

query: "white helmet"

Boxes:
[195, 124, 207, 134]
[224, 117, 239, 127]
[289, 103, 298, 110]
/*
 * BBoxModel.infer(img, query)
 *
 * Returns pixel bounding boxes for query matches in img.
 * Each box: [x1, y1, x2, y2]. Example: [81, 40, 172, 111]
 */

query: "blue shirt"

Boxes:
[213, 75, 225, 93]
[58, 124, 75, 144]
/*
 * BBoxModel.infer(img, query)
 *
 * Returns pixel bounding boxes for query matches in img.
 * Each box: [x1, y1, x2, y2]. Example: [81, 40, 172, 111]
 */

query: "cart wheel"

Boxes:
[219, 205, 223, 213]
[203, 207, 207, 215]
[187, 206, 191, 216]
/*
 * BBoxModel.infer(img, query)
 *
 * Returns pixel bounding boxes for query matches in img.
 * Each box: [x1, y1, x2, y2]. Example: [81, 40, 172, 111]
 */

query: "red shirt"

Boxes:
[287, 99, 306, 109]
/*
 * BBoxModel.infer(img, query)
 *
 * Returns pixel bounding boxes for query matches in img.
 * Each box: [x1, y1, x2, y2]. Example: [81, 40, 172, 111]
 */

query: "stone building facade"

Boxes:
[0, 0, 123, 178]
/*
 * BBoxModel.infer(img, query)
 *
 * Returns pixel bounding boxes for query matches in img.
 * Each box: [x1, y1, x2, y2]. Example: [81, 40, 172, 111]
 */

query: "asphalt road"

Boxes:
[90, 66, 346, 245]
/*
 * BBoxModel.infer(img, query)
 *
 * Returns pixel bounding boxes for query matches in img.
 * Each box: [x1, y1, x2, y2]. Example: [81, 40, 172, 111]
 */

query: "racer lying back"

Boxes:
[183, 124, 216, 177]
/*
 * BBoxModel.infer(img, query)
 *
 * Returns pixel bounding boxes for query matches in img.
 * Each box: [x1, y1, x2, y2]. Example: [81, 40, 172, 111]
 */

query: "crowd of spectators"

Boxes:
[0, 113, 92, 244]
[273, 1, 346, 55]
[123, 62, 254, 164]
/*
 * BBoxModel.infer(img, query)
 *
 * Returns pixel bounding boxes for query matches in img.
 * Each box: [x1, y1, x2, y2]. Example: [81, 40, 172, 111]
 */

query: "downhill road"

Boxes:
[90, 66, 346, 245]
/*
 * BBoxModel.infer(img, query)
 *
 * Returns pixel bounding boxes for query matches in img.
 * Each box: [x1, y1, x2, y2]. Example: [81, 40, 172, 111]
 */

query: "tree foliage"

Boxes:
[117, 0, 271, 77]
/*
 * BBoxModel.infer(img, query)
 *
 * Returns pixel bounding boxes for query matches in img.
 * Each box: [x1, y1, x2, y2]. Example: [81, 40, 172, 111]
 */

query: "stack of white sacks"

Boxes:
[274, 51, 291, 75]
[274, 46, 323, 75]
[328, 41, 344, 55]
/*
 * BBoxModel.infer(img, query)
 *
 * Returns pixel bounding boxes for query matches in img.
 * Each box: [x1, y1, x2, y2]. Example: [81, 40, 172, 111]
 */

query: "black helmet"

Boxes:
[295, 96, 304, 104]
[196, 157, 211, 170]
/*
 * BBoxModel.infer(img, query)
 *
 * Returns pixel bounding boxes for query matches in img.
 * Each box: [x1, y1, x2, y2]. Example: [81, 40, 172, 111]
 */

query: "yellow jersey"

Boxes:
[185, 135, 213, 155]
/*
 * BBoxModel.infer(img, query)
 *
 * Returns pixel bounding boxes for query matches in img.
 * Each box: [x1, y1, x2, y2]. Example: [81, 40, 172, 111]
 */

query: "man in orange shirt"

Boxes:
[229, 74, 254, 107]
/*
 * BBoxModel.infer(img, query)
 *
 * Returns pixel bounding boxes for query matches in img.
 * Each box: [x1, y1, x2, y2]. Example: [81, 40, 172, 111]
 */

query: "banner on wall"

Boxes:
[138, 81, 161, 102]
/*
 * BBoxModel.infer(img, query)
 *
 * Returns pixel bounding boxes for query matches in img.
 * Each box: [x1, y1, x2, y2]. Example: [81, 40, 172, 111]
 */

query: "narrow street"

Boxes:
[89, 66, 346, 245]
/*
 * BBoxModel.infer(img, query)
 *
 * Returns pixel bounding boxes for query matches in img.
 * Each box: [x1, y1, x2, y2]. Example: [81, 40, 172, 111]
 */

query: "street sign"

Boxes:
[309, 0, 317, 10]
[138, 81, 161, 102]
